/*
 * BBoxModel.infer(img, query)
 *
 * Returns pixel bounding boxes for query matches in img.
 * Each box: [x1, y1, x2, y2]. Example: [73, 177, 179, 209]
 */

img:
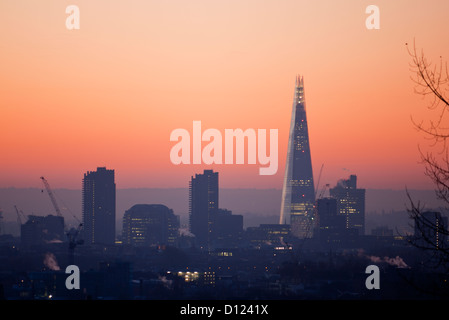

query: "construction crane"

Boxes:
[317, 183, 330, 200]
[314, 163, 325, 198]
[40, 177, 62, 218]
[67, 223, 84, 265]
[0, 208, 3, 235]
[40, 176, 83, 266]
[14, 205, 27, 226]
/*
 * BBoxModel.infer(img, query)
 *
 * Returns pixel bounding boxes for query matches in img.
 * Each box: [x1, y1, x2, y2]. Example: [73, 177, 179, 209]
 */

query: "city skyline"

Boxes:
[2, 162, 445, 301]
[2, 0, 449, 307]
[2, 1, 449, 191]
[1, 154, 447, 301]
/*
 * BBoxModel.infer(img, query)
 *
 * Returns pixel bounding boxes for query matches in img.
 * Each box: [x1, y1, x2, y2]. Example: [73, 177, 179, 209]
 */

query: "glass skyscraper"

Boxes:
[280, 75, 316, 238]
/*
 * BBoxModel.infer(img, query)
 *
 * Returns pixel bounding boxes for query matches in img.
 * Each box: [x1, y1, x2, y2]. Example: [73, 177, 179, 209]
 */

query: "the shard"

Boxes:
[280, 75, 316, 238]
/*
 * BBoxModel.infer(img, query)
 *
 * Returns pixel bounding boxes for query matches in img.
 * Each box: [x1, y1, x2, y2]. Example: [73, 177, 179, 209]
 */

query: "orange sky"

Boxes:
[1, 0, 449, 190]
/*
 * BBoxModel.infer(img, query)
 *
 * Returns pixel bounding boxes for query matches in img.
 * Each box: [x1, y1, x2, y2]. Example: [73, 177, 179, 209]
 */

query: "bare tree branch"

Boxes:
[407, 40, 449, 281]
[407, 39, 449, 145]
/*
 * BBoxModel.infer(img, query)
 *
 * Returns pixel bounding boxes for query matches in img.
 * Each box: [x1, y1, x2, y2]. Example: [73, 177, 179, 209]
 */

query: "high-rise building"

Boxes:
[329, 175, 366, 235]
[82, 167, 116, 245]
[280, 75, 316, 238]
[189, 169, 219, 247]
[122, 204, 179, 247]
[414, 211, 448, 250]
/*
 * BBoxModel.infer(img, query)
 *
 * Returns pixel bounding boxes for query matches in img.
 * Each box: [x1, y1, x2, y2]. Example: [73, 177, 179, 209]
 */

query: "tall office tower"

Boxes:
[329, 175, 366, 235]
[189, 169, 219, 247]
[280, 75, 316, 238]
[414, 211, 448, 250]
[82, 167, 116, 245]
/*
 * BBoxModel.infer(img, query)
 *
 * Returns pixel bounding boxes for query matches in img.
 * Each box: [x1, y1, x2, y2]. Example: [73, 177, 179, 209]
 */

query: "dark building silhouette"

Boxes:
[414, 211, 448, 250]
[371, 226, 394, 237]
[82, 167, 116, 245]
[245, 224, 290, 247]
[98, 261, 132, 299]
[329, 175, 366, 235]
[211, 208, 243, 247]
[316, 197, 346, 243]
[189, 170, 244, 249]
[21, 214, 65, 246]
[280, 75, 316, 238]
[189, 170, 219, 247]
[122, 204, 179, 247]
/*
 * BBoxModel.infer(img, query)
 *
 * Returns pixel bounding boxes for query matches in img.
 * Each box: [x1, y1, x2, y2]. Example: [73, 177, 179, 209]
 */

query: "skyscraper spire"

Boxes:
[280, 75, 315, 238]
[294, 75, 305, 105]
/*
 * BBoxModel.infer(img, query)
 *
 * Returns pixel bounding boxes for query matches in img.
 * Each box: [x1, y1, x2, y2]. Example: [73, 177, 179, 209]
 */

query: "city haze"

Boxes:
[0, 186, 445, 235]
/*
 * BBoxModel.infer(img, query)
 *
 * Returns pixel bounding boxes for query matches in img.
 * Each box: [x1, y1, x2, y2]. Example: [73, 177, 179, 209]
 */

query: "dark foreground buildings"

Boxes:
[1, 167, 449, 300]
[21, 215, 65, 246]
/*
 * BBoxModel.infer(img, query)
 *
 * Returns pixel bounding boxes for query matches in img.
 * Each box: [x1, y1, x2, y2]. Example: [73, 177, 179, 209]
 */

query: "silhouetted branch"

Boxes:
[407, 39, 449, 145]
[406, 189, 449, 275]
[406, 40, 449, 279]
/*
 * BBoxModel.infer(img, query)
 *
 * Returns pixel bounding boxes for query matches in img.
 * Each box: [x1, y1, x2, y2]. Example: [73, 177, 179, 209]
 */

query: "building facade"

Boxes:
[316, 197, 347, 246]
[211, 208, 243, 247]
[245, 224, 291, 247]
[82, 167, 116, 245]
[122, 204, 179, 247]
[329, 175, 366, 235]
[189, 169, 219, 247]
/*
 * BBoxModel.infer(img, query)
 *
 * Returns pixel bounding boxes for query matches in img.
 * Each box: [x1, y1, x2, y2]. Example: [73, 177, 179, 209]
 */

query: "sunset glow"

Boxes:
[1, 0, 449, 190]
